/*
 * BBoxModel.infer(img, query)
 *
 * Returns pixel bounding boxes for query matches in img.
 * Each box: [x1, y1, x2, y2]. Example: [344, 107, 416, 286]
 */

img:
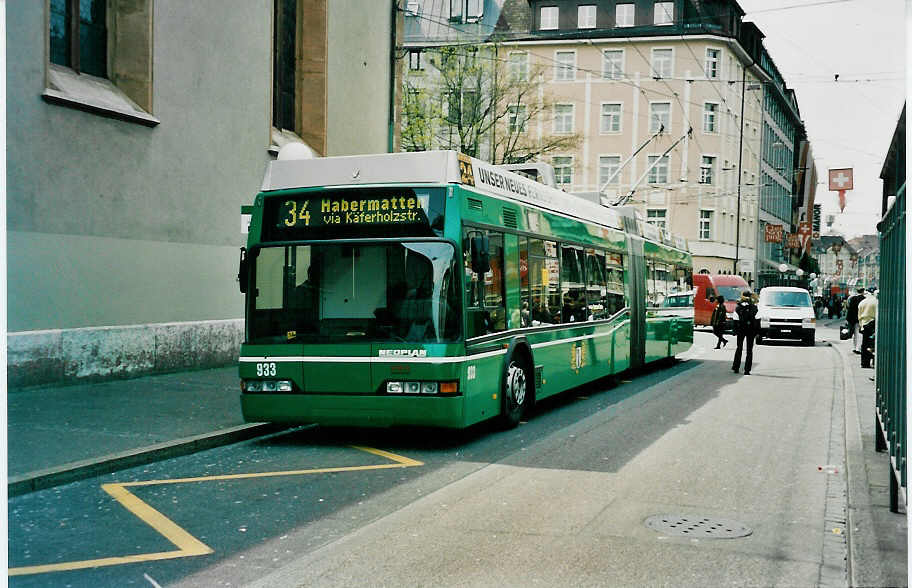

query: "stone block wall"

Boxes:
[8, 319, 244, 388]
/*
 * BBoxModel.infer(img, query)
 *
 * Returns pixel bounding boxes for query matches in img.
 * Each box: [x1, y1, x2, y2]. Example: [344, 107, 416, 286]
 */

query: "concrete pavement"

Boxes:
[7, 366, 280, 496]
[824, 318, 908, 587]
[6, 324, 907, 585]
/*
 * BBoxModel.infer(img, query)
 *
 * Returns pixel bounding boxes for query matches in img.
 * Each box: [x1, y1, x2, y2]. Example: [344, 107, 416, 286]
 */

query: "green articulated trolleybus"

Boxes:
[237, 150, 693, 429]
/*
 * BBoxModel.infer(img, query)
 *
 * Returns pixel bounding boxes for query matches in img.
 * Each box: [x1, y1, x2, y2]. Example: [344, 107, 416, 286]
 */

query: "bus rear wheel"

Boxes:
[500, 358, 530, 429]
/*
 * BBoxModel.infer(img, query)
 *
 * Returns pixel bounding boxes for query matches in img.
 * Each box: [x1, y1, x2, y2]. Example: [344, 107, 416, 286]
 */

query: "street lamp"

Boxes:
[778, 262, 788, 286]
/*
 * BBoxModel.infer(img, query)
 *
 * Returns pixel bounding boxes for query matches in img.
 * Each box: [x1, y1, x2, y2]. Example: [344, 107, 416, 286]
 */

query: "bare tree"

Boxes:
[401, 43, 580, 164]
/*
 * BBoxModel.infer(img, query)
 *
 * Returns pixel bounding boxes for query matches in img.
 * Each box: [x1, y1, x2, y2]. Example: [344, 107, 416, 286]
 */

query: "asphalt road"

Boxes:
[9, 330, 849, 587]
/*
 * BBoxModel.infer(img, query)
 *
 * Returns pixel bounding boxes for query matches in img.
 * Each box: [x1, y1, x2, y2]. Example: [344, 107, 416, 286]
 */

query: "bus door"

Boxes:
[626, 236, 646, 369]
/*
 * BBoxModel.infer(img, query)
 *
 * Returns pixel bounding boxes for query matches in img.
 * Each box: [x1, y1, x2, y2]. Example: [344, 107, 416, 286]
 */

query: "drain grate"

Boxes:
[645, 514, 752, 539]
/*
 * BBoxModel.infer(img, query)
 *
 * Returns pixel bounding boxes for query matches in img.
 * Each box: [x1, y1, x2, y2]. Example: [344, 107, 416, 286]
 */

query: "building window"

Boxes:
[554, 51, 576, 81]
[700, 156, 716, 184]
[509, 51, 529, 81]
[647, 155, 669, 184]
[647, 209, 667, 230]
[651, 48, 673, 79]
[703, 102, 718, 133]
[599, 155, 622, 186]
[508, 104, 528, 133]
[553, 156, 573, 186]
[616, 3, 634, 27]
[578, 5, 596, 28]
[600, 103, 622, 133]
[553, 104, 574, 134]
[405, 1, 421, 16]
[273, 0, 300, 133]
[700, 210, 713, 239]
[465, 0, 483, 20]
[45, 0, 155, 123]
[50, 0, 107, 77]
[602, 49, 624, 79]
[654, 1, 674, 25]
[409, 50, 424, 71]
[540, 6, 559, 29]
[649, 102, 670, 133]
[705, 48, 720, 79]
[450, 0, 484, 22]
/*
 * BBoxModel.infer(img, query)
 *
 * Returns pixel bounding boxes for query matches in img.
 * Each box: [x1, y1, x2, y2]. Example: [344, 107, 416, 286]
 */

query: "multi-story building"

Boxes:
[7, 1, 396, 386]
[754, 42, 808, 288]
[847, 234, 880, 289]
[814, 236, 855, 296]
[400, 0, 808, 287]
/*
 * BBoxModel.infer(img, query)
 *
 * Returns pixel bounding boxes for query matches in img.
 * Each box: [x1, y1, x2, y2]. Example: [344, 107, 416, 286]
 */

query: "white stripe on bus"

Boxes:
[239, 327, 624, 365]
[239, 349, 507, 364]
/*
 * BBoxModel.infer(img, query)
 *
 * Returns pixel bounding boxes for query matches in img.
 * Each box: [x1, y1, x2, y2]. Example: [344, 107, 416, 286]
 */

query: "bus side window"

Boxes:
[605, 251, 625, 317]
[527, 239, 561, 326]
[519, 237, 530, 327]
[560, 245, 588, 323]
[464, 228, 506, 338]
[586, 249, 608, 320]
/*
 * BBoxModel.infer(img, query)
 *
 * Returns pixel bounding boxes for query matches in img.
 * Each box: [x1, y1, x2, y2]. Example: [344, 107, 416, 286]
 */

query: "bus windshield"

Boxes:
[249, 242, 460, 344]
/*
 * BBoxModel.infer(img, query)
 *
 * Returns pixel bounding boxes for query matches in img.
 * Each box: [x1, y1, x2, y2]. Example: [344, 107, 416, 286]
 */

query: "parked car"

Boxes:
[755, 286, 816, 346]
[656, 289, 695, 319]
[692, 273, 751, 329]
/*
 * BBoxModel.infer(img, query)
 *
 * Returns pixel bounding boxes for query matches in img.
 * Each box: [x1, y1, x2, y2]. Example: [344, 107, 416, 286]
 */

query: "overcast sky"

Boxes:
[737, 0, 906, 239]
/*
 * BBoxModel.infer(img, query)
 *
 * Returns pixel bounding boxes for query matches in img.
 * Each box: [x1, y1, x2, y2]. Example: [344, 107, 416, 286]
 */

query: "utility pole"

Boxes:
[732, 66, 747, 276]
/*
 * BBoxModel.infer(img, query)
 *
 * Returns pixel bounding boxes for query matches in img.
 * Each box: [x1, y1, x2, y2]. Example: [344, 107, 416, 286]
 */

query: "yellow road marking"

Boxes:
[9, 446, 423, 576]
[102, 483, 214, 555]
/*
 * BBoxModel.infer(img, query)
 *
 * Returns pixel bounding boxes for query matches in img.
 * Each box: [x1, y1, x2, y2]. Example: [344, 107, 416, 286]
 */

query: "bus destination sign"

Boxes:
[261, 188, 443, 241]
[280, 194, 426, 229]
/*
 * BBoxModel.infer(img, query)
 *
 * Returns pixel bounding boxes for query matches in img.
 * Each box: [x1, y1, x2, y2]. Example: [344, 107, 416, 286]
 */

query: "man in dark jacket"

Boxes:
[846, 287, 865, 353]
[732, 291, 759, 375]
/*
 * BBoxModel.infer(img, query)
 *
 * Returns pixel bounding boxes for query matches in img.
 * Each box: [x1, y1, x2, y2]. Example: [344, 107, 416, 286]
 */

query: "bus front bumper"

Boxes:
[241, 393, 467, 429]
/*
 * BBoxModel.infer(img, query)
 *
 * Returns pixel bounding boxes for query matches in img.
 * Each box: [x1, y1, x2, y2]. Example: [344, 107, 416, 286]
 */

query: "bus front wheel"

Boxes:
[500, 358, 530, 429]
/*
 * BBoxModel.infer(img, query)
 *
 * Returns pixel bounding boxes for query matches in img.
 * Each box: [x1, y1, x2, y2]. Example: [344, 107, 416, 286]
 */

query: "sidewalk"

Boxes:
[822, 317, 908, 587]
[7, 366, 279, 496]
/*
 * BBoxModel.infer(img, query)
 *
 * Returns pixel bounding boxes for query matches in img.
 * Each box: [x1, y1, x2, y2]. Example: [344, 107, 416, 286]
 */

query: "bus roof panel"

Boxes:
[262, 151, 460, 192]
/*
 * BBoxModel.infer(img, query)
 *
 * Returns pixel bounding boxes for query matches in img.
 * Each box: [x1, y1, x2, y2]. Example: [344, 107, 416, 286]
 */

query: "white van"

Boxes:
[756, 286, 816, 346]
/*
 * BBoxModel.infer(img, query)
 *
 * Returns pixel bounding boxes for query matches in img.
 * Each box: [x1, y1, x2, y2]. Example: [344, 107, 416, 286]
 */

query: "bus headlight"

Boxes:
[244, 380, 293, 393]
[385, 381, 458, 395]
[760, 318, 770, 329]
[803, 317, 816, 327]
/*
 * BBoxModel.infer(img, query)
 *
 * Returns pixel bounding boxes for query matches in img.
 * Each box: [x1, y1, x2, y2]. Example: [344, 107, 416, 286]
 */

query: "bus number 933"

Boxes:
[256, 362, 277, 377]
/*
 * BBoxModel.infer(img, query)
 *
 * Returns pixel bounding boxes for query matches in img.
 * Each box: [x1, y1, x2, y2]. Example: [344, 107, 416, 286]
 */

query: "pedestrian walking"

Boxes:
[858, 288, 878, 369]
[732, 290, 759, 375]
[846, 286, 865, 353]
[710, 295, 728, 349]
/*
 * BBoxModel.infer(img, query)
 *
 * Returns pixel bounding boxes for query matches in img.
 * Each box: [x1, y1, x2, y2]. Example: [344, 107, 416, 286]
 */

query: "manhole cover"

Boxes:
[645, 514, 752, 539]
